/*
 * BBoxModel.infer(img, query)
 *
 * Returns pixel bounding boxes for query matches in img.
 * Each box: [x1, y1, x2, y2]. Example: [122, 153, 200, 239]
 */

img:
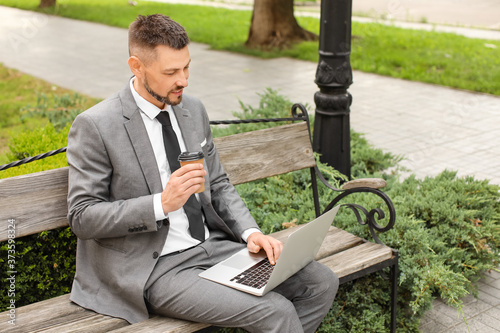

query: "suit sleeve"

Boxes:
[67, 113, 159, 240]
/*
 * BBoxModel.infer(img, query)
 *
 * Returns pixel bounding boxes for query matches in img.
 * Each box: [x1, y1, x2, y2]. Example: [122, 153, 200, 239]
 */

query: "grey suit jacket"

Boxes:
[66, 83, 259, 324]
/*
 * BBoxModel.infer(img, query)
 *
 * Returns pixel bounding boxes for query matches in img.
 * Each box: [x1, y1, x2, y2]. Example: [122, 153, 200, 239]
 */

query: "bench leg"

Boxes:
[390, 252, 399, 333]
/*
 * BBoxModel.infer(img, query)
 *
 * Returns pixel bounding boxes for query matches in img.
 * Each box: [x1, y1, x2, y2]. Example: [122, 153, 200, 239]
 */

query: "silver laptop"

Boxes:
[199, 206, 339, 296]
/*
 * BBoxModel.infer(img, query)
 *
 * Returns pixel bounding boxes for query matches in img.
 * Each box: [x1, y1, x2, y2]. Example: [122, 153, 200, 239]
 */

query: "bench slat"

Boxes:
[316, 227, 364, 260]
[111, 316, 211, 333]
[0, 167, 70, 241]
[1, 294, 81, 326]
[319, 242, 395, 278]
[214, 122, 315, 185]
[270, 225, 364, 260]
[0, 294, 122, 333]
[35, 314, 128, 332]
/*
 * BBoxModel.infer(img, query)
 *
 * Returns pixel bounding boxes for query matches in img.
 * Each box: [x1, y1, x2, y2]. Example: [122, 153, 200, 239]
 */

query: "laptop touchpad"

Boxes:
[222, 253, 262, 270]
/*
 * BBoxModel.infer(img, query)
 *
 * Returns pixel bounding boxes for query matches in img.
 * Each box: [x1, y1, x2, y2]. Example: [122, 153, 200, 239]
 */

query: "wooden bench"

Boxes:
[0, 106, 398, 332]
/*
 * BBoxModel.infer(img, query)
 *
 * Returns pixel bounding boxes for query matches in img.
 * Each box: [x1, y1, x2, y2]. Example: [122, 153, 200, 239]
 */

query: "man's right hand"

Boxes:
[161, 163, 206, 214]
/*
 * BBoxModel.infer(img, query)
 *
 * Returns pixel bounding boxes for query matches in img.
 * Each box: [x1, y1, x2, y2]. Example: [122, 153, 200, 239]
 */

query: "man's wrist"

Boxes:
[153, 193, 168, 220]
[241, 228, 261, 242]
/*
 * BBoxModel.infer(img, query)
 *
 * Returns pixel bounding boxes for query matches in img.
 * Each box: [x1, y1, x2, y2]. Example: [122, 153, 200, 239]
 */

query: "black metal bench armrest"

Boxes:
[307, 139, 395, 246]
[312, 161, 396, 245]
[322, 182, 396, 246]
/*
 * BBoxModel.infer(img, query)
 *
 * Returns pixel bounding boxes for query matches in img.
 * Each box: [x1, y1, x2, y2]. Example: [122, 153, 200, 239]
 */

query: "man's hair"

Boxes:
[129, 14, 190, 64]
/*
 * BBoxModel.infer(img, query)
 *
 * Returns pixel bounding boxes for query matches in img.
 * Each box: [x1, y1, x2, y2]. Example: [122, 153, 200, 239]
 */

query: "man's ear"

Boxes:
[128, 56, 143, 77]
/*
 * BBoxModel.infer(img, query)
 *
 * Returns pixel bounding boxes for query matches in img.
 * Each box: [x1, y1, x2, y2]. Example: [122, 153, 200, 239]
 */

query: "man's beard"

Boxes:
[143, 75, 183, 106]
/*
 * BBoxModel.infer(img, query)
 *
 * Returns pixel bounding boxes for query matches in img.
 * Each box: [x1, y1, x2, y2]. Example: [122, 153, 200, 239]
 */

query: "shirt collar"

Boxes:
[129, 77, 172, 119]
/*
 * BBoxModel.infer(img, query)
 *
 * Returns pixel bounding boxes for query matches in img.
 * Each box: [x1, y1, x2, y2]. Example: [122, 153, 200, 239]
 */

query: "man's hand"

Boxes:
[247, 232, 284, 265]
[161, 163, 206, 214]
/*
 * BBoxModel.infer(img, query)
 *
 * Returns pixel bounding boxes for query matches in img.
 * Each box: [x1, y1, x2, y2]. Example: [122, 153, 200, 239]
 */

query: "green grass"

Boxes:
[0, 64, 56, 159]
[0, 65, 54, 128]
[0, 63, 99, 161]
[1, 0, 500, 95]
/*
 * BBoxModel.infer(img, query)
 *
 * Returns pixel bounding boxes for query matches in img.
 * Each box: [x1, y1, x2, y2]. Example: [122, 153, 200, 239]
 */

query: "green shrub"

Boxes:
[0, 124, 69, 179]
[211, 88, 308, 137]
[0, 228, 76, 308]
[213, 92, 500, 332]
[20, 92, 87, 132]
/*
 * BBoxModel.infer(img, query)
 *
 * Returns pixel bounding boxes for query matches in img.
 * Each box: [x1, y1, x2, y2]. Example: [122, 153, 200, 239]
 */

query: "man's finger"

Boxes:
[271, 240, 284, 262]
[260, 240, 276, 265]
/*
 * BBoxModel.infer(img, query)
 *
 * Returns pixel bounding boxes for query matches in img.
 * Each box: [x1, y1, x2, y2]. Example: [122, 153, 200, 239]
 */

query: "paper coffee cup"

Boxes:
[178, 151, 205, 193]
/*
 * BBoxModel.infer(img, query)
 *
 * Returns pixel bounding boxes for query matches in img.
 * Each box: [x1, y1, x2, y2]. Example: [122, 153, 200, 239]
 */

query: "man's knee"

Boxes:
[307, 261, 339, 294]
[319, 264, 339, 300]
[245, 294, 303, 333]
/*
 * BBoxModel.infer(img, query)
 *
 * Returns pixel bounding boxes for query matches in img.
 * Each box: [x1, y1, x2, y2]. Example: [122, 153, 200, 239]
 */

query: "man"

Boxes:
[67, 14, 338, 333]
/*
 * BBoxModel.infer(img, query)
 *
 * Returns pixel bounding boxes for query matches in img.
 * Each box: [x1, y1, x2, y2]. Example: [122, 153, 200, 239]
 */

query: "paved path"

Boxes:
[351, 0, 500, 30]
[0, 4, 499, 332]
[197, 0, 500, 30]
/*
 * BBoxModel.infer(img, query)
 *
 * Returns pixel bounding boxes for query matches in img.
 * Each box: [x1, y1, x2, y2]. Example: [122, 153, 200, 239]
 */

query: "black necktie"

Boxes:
[156, 111, 205, 242]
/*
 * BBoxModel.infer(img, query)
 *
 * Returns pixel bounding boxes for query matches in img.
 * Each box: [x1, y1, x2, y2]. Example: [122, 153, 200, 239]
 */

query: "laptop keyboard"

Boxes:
[230, 258, 275, 289]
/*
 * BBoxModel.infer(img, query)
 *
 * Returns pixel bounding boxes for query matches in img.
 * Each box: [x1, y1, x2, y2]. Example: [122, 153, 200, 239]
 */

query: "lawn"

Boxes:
[0, 64, 99, 162]
[0, 0, 499, 95]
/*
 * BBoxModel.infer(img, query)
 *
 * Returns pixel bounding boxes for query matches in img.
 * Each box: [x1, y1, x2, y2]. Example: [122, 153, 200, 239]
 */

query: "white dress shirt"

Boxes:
[130, 78, 208, 255]
[129, 78, 260, 255]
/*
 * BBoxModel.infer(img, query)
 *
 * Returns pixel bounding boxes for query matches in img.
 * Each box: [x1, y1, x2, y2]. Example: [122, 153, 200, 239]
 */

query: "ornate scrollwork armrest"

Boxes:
[323, 186, 396, 245]
[315, 167, 396, 245]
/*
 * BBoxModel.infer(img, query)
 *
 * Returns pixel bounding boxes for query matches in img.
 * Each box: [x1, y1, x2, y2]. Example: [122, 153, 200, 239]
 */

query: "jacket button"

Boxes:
[153, 252, 159, 259]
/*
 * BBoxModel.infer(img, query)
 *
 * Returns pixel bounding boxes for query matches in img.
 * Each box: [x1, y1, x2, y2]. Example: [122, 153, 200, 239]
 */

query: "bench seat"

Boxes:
[0, 224, 395, 333]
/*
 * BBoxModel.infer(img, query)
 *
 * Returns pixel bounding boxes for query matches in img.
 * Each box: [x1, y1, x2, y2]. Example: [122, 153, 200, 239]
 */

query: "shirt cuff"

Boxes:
[153, 193, 168, 221]
[241, 228, 262, 242]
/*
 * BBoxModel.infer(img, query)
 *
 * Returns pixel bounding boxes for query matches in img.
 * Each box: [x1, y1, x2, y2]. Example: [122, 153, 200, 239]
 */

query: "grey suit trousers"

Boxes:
[144, 231, 339, 333]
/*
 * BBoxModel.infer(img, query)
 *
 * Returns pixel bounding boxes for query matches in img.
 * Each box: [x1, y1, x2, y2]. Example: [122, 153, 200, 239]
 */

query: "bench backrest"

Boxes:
[0, 122, 315, 242]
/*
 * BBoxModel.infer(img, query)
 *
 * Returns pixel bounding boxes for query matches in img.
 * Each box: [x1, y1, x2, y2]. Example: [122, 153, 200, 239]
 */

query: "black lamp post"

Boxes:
[313, 0, 353, 178]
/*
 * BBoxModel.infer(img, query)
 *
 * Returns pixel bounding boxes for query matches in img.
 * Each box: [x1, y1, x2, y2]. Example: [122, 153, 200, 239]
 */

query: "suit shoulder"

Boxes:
[71, 92, 126, 135]
[79, 92, 122, 120]
[180, 94, 204, 109]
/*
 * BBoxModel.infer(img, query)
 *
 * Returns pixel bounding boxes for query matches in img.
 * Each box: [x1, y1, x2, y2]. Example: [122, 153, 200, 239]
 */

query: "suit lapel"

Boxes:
[120, 84, 163, 194]
[172, 103, 213, 208]
[172, 104, 200, 152]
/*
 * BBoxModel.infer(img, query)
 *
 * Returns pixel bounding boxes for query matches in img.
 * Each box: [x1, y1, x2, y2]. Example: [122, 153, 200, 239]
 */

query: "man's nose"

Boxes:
[177, 71, 189, 87]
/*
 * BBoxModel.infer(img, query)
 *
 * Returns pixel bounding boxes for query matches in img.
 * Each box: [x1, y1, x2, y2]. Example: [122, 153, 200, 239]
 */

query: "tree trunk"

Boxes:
[39, 0, 56, 8]
[246, 0, 317, 49]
